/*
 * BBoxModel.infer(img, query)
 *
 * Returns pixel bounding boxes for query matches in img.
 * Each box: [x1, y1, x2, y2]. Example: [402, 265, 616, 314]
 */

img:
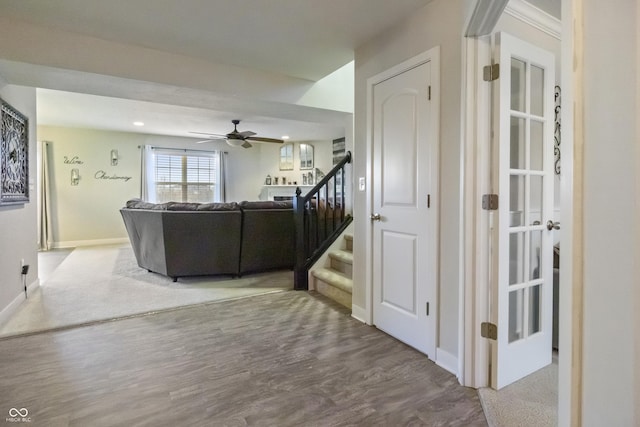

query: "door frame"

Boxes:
[460, 33, 493, 389]
[364, 46, 441, 343]
[460, 0, 581, 424]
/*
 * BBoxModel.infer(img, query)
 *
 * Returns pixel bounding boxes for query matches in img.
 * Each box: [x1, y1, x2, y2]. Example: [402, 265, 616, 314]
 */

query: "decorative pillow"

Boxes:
[125, 198, 142, 208]
[125, 199, 159, 210]
[151, 203, 168, 210]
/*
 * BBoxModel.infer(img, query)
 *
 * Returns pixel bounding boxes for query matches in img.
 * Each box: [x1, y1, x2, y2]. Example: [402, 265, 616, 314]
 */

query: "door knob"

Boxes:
[370, 213, 381, 221]
[547, 220, 560, 230]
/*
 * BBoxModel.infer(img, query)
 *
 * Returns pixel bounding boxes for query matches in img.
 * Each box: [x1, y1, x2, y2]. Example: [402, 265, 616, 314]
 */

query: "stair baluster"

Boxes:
[293, 151, 352, 290]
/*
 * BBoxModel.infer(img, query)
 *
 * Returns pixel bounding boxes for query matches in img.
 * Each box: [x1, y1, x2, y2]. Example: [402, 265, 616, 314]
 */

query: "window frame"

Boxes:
[152, 148, 219, 203]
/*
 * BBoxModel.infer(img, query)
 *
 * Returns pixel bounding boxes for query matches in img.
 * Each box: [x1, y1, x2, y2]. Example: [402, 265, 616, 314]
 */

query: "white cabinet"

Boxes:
[259, 185, 315, 201]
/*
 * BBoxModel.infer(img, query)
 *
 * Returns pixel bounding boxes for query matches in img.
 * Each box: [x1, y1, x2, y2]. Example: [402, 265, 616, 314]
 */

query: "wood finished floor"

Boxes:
[0, 291, 487, 426]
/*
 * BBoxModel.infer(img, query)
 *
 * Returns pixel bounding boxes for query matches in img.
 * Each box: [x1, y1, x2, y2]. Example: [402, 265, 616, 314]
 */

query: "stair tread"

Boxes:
[312, 268, 352, 294]
[329, 249, 353, 264]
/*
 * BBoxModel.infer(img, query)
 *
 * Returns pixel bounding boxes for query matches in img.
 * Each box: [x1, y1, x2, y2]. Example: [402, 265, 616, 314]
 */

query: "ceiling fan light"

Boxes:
[226, 137, 245, 147]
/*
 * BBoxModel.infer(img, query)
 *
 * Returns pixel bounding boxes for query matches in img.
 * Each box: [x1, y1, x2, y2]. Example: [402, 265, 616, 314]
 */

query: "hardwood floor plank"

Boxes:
[0, 291, 486, 426]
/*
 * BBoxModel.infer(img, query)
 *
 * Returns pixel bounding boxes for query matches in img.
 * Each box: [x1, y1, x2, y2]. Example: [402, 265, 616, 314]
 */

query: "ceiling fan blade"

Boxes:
[238, 130, 256, 138]
[246, 137, 284, 144]
[241, 141, 252, 149]
[196, 139, 217, 144]
[189, 131, 227, 137]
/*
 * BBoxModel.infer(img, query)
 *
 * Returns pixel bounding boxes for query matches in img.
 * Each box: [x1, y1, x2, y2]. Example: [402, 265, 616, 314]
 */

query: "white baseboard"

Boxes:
[0, 279, 40, 328]
[436, 347, 459, 378]
[52, 237, 129, 248]
[351, 304, 367, 324]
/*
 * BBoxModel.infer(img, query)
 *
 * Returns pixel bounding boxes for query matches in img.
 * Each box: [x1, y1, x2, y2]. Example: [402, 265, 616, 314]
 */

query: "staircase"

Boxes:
[311, 233, 353, 308]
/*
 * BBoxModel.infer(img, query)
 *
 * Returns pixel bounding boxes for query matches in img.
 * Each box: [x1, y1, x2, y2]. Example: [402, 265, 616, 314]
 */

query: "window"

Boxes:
[153, 150, 218, 203]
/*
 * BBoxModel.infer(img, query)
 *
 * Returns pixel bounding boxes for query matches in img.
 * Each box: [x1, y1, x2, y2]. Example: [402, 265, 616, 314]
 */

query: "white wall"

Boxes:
[353, 0, 465, 360]
[258, 139, 335, 188]
[37, 126, 338, 247]
[580, 1, 638, 425]
[0, 16, 353, 116]
[0, 85, 38, 323]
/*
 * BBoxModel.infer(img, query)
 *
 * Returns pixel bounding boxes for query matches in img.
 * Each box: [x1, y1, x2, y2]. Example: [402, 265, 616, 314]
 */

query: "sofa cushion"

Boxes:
[166, 202, 201, 211]
[197, 202, 240, 211]
[125, 199, 168, 210]
[239, 200, 293, 210]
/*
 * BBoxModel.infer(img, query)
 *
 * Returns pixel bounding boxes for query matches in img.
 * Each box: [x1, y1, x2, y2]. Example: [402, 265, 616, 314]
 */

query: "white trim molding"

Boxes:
[436, 348, 459, 378]
[505, 0, 561, 40]
[0, 279, 40, 328]
[52, 237, 130, 249]
[351, 304, 367, 324]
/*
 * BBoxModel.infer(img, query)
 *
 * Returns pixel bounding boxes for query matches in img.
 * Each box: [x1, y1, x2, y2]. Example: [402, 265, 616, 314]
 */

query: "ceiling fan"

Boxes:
[190, 119, 284, 149]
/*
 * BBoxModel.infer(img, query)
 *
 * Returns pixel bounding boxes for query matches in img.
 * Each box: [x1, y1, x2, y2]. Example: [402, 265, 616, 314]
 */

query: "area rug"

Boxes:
[0, 244, 292, 337]
[478, 356, 558, 427]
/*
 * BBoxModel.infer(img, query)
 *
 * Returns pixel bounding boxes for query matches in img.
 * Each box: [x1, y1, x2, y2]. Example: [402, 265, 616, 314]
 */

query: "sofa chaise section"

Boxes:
[239, 200, 294, 275]
[121, 201, 242, 281]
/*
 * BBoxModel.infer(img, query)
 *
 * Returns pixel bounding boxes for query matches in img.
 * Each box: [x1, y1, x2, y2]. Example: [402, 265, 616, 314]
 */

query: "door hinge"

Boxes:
[426, 302, 430, 316]
[482, 194, 499, 210]
[427, 194, 431, 208]
[481, 322, 498, 340]
[483, 63, 500, 81]
[428, 85, 432, 100]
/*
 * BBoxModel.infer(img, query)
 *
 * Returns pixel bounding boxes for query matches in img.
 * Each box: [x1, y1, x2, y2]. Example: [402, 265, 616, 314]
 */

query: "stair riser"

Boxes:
[330, 258, 352, 278]
[315, 279, 352, 308]
[346, 240, 352, 252]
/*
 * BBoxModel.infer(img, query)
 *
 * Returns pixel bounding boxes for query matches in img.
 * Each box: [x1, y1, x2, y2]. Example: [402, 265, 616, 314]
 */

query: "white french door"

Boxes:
[491, 32, 556, 389]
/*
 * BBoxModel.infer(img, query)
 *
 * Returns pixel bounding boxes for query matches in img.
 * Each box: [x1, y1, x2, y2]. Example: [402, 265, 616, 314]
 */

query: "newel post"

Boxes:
[293, 187, 308, 290]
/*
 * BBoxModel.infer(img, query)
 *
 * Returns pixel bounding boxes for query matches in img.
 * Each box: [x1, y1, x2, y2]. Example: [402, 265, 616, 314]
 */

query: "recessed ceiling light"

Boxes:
[133, 121, 144, 126]
[282, 135, 290, 140]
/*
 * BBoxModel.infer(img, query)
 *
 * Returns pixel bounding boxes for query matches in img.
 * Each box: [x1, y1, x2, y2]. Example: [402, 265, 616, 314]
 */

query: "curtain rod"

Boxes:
[137, 145, 219, 154]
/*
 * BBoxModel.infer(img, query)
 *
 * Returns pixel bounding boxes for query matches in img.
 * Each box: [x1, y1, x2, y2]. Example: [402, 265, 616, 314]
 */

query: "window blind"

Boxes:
[153, 150, 218, 203]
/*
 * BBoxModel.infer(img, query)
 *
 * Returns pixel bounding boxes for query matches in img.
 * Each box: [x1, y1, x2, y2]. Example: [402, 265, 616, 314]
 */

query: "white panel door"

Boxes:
[492, 32, 556, 389]
[371, 51, 438, 357]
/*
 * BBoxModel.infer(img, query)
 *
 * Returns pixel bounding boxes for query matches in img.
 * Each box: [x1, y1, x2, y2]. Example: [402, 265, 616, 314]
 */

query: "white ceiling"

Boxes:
[36, 88, 345, 142]
[1, 0, 432, 81]
[0, 0, 433, 141]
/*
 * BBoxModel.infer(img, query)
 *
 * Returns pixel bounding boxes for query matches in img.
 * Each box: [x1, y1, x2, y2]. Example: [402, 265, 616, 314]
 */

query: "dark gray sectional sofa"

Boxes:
[120, 199, 294, 281]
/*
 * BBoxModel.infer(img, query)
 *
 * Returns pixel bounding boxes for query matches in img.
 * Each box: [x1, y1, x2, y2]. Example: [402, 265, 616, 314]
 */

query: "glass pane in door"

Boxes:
[528, 284, 542, 335]
[511, 58, 527, 112]
[530, 120, 544, 171]
[510, 117, 526, 169]
[530, 65, 545, 116]
[510, 175, 525, 226]
[530, 175, 543, 225]
[509, 232, 525, 286]
[509, 288, 525, 343]
[530, 230, 543, 280]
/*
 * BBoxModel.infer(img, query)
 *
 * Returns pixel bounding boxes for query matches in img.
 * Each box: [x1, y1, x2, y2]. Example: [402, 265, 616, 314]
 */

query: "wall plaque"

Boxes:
[0, 99, 29, 205]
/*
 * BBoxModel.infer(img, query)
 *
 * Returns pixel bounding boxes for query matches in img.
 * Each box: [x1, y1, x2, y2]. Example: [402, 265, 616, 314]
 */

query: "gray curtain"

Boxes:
[38, 141, 53, 251]
[219, 151, 228, 202]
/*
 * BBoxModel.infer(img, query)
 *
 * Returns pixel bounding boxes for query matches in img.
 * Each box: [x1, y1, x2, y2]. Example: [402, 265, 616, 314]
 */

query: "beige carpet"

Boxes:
[478, 355, 558, 427]
[0, 244, 292, 337]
